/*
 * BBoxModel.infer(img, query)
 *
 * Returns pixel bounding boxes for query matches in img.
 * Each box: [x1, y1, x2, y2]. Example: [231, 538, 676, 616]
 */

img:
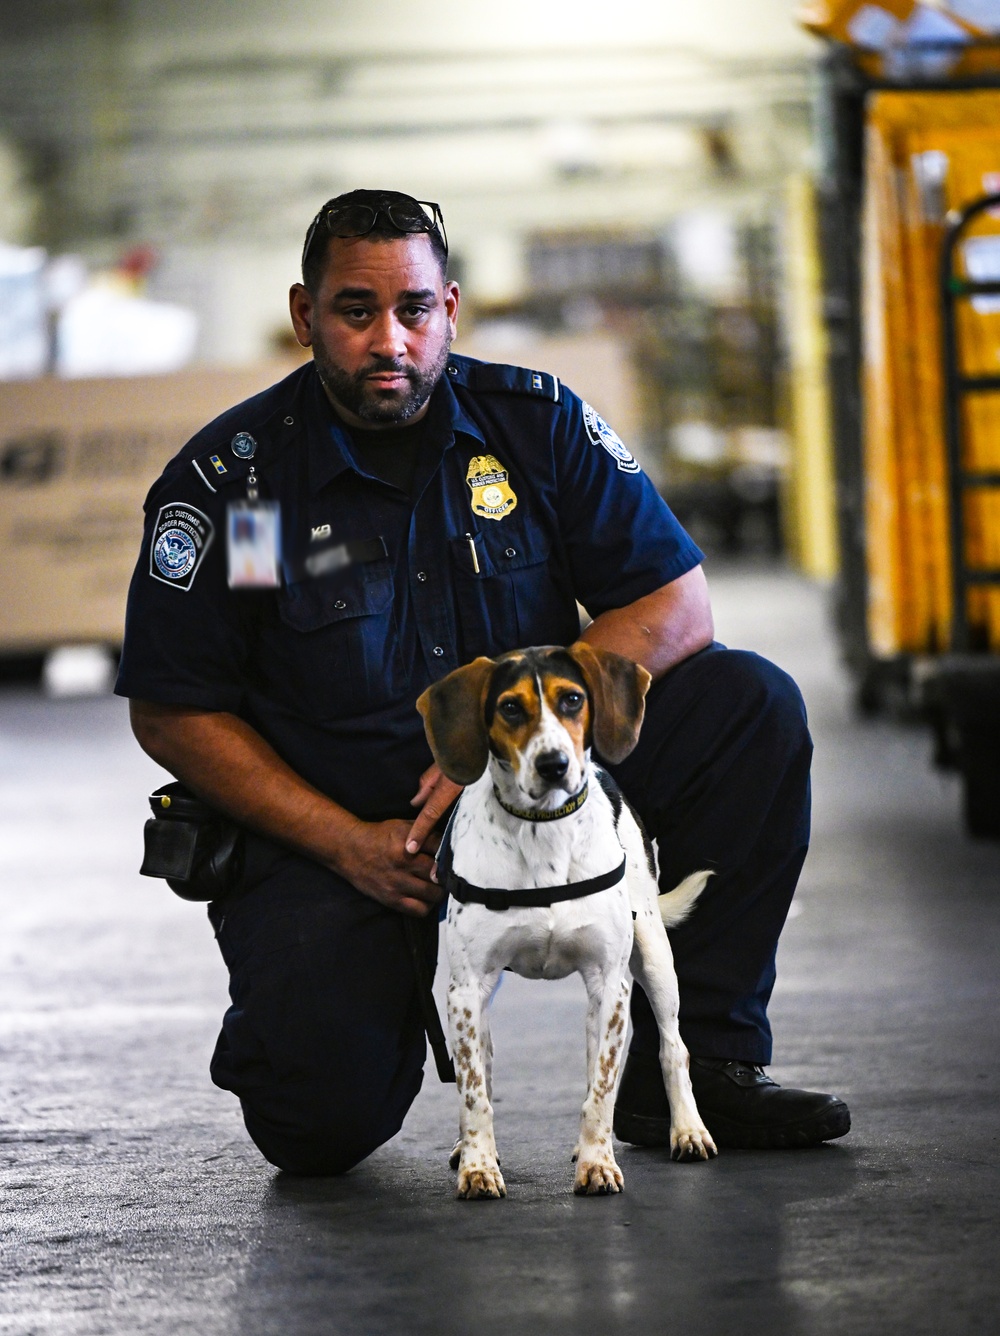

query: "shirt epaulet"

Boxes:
[189, 409, 300, 494]
[446, 356, 562, 405]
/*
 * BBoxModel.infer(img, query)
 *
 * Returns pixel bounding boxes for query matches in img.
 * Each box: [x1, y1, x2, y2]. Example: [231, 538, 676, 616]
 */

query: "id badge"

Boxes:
[227, 500, 281, 588]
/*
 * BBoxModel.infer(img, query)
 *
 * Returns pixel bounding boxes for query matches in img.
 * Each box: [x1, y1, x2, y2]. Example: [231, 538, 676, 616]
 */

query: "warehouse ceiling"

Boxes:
[0, 1, 818, 357]
[0, 0, 816, 244]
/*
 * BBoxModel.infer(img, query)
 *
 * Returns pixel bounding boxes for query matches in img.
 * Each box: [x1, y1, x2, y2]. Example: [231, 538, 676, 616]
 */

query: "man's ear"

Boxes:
[289, 283, 314, 348]
[416, 657, 496, 785]
[566, 641, 651, 764]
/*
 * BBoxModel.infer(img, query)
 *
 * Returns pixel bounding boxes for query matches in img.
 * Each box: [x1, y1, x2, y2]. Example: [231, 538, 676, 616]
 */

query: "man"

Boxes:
[117, 188, 849, 1175]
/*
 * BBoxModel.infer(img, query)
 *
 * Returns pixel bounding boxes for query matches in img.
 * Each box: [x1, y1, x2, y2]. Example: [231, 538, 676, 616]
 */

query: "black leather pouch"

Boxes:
[140, 782, 244, 902]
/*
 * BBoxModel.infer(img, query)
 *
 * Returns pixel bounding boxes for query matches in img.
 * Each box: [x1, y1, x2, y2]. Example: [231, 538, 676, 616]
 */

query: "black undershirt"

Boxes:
[342, 417, 428, 498]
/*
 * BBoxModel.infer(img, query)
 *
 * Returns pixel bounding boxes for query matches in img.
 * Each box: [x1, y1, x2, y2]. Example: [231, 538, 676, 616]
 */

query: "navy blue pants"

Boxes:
[207, 644, 811, 1174]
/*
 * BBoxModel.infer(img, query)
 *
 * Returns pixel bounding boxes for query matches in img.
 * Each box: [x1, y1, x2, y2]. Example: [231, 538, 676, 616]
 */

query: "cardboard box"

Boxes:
[0, 364, 292, 653]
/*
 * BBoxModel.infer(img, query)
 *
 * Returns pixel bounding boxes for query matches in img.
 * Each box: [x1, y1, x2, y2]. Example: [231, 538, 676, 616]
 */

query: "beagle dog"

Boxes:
[416, 642, 717, 1200]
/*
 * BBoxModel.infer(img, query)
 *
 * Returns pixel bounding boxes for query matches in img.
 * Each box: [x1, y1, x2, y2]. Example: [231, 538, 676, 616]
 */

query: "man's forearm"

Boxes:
[581, 565, 714, 681]
[129, 701, 363, 875]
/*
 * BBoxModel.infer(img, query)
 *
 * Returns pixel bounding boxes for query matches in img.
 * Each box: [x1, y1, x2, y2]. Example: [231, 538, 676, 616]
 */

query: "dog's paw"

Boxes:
[670, 1126, 718, 1162]
[456, 1164, 506, 1200]
[573, 1157, 624, 1195]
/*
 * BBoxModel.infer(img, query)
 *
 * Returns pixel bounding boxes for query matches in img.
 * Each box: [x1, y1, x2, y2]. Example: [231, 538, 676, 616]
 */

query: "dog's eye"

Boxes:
[499, 698, 525, 722]
[559, 691, 584, 715]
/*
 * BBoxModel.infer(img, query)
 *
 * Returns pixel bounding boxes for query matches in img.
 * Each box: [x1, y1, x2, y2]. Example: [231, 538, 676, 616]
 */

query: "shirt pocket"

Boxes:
[449, 524, 576, 659]
[275, 562, 402, 719]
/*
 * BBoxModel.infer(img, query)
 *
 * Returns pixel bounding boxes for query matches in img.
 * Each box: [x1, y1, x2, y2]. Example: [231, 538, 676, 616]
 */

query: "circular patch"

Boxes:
[153, 528, 198, 580]
[231, 431, 257, 460]
[481, 485, 503, 507]
[582, 402, 640, 474]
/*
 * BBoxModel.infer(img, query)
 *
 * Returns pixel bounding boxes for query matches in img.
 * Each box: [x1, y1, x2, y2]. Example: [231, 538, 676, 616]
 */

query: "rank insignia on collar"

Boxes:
[209, 454, 227, 474]
[466, 454, 518, 520]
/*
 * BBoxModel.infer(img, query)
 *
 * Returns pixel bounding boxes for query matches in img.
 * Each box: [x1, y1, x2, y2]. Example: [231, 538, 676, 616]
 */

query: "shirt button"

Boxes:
[416, 571, 428, 582]
[433, 645, 445, 657]
[505, 546, 517, 558]
[334, 599, 346, 610]
[283, 415, 294, 425]
[447, 364, 458, 375]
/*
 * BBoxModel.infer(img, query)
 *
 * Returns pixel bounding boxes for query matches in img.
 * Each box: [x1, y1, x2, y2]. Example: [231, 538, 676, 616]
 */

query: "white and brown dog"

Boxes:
[416, 642, 717, 1200]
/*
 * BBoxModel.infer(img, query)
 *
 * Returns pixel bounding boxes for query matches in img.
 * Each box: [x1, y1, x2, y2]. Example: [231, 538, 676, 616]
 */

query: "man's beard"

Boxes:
[312, 331, 451, 425]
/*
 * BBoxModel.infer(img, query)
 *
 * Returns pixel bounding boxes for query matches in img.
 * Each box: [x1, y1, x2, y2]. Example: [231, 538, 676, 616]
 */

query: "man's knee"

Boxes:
[655, 646, 810, 759]
[239, 1068, 424, 1176]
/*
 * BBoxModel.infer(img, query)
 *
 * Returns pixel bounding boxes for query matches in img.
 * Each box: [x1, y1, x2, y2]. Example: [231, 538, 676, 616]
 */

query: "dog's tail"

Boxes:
[658, 870, 714, 929]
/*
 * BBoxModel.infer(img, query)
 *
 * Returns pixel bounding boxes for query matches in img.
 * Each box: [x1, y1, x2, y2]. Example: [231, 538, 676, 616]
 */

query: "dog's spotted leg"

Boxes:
[447, 977, 506, 1200]
[574, 961, 630, 1195]
[630, 908, 717, 1162]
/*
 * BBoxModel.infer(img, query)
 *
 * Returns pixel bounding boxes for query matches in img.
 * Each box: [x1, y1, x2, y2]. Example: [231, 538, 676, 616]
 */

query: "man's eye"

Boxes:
[402, 305, 428, 319]
[343, 307, 370, 321]
[559, 692, 584, 714]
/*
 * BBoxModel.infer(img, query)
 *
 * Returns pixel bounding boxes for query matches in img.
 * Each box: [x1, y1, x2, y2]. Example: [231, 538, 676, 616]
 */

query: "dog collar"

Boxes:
[492, 781, 589, 822]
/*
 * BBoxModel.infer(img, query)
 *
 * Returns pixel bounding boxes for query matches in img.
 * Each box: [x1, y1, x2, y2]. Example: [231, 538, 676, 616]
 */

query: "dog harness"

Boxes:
[435, 794, 627, 912]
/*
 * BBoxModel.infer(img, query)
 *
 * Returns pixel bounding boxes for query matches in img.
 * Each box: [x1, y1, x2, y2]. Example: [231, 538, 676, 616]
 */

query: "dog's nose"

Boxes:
[535, 750, 570, 782]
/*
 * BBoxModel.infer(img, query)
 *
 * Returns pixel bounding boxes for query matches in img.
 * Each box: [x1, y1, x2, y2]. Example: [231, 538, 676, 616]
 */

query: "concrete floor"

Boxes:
[1, 563, 998, 1336]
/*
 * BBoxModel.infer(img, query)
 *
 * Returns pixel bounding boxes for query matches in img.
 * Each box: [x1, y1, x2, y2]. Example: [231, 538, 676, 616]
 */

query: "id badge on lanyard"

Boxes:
[227, 465, 282, 588]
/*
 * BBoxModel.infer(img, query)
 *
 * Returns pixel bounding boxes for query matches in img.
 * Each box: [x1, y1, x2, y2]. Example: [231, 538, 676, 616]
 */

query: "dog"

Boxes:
[416, 641, 717, 1199]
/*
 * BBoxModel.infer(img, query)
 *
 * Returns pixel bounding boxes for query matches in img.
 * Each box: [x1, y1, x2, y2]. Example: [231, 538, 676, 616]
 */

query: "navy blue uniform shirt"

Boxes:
[116, 356, 703, 821]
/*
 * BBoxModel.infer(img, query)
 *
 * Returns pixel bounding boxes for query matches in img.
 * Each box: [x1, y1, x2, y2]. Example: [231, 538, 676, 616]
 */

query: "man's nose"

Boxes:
[368, 313, 407, 360]
[535, 750, 570, 783]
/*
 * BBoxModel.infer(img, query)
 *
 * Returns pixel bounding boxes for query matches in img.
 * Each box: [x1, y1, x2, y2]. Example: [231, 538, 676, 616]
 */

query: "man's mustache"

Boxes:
[361, 359, 416, 379]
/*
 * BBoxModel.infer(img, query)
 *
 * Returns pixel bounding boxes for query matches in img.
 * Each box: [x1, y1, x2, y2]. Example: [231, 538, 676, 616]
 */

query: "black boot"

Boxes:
[614, 1051, 851, 1150]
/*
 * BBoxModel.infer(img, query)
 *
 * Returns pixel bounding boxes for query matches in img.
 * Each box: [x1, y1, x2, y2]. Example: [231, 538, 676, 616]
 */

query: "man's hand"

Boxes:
[406, 763, 463, 855]
[335, 817, 443, 918]
[129, 701, 446, 918]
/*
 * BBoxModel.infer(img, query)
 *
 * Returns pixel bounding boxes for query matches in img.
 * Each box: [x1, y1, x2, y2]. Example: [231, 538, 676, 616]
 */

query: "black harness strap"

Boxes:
[435, 810, 627, 912]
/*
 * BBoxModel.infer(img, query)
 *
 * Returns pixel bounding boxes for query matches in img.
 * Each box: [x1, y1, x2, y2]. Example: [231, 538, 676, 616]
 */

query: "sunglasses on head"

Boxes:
[302, 198, 448, 270]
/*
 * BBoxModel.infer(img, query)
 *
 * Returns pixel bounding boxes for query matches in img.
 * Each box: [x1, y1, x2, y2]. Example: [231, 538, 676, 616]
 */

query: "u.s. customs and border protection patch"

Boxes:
[149, 503, 214, 591]
[582, 401, 640, 474]
[466, 454, 518, 520]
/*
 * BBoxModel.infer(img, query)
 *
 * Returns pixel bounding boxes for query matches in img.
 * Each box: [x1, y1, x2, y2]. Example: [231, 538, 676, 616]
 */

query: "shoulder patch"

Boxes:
[150, 503, 214, 591]
[582, 402, 640, 474]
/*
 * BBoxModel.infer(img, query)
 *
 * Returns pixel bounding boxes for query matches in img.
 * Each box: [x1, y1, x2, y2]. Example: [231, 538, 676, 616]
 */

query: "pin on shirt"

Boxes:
[226, 463, 281, 588]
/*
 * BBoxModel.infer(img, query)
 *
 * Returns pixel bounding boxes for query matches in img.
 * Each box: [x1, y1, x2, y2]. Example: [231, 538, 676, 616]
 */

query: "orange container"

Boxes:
[862, 91, 1000, 653]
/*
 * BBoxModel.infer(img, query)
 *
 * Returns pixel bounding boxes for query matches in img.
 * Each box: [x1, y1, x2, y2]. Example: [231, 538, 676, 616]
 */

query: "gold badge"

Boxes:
[466, 454, 518, 520]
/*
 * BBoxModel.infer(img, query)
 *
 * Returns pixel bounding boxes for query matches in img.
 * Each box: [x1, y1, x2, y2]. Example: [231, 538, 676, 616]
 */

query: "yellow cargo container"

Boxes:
[862, 91, 1000, 654]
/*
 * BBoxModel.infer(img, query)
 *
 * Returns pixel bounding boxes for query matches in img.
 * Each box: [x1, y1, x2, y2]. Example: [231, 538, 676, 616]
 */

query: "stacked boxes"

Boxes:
[862, 91, 1000, 654]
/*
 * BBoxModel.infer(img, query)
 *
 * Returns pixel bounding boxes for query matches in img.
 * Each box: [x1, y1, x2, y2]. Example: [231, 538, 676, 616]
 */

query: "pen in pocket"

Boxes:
[465, 532, 480, 574]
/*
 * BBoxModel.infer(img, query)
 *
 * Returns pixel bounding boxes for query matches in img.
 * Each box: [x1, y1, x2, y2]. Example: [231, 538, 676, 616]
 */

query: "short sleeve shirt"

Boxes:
[115, 356, 703, 820]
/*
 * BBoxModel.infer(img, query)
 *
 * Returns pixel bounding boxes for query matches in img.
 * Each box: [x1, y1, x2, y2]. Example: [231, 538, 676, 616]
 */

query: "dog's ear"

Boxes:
[416, 657, 496, 785]
[566, 641, 651, 764]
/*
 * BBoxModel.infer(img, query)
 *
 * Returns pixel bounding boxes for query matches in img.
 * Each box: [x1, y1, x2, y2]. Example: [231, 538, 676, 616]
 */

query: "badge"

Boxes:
[150, 504, 214, 591]
[227, 500, 281, 588]
[466, 454, 518, 521]
[230, 432, 257, 460]
[582, 402, 640, 474]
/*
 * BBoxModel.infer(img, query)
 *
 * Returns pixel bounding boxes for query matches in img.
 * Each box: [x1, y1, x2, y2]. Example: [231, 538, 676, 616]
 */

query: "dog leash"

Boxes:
[402, 915, 456, 1085]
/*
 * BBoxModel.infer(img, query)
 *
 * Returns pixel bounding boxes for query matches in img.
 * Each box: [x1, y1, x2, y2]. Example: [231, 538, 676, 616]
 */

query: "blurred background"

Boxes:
[2, 0, 1000, 834]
